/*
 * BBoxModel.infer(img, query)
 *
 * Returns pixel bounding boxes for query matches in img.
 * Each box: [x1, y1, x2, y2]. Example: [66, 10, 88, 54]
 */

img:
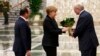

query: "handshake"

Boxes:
[61, 27, 75, 36]
[62, 27, 68, 32]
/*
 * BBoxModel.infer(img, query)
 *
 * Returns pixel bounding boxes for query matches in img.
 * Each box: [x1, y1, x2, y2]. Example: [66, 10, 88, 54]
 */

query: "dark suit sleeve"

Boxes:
[73, 16, 90, 37]
[20, 23, 31, 51]
[44, 20, 62, 34]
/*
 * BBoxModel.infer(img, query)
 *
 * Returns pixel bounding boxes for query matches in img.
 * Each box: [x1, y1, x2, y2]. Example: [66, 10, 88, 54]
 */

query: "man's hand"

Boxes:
[69, 28, 75, 37]
[26, 50, 31, 56]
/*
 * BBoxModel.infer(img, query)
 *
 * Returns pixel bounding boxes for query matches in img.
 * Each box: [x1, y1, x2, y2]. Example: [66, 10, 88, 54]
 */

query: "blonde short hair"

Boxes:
[46, 6, 57, 15]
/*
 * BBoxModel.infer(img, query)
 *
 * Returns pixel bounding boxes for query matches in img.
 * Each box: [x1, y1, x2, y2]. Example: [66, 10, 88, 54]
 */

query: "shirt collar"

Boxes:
[20, 16, 28, 21]
[79, 10, 85, 15]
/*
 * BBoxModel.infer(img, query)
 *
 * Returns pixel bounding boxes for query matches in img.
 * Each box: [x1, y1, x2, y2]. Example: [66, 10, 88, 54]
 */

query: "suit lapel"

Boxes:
[52, 20, 58, 28]
[47, 15, 58, 28]
[76, 11, 86, 28]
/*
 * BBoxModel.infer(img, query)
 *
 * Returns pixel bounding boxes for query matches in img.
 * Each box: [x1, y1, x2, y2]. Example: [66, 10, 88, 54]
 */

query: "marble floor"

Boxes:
[0, 22, 99, 56]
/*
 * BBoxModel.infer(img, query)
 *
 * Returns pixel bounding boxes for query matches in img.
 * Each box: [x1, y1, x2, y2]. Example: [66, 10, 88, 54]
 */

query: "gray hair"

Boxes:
[74, 4, 84, 10]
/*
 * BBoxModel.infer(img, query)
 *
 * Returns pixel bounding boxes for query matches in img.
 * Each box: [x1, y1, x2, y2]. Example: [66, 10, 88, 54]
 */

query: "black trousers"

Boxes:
[81, 47, 97, 56]
[14, 51, 26, 56]
[43, 46, 57, 56]
[3, 11, 9, 25]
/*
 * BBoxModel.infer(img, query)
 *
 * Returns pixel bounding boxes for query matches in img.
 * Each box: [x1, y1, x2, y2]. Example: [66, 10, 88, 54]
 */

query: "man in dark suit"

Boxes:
[71, 4, 99, 56]
[42, 6, 67, 56]
[13, 7, 31, 56]
[2, 0, 10, 25]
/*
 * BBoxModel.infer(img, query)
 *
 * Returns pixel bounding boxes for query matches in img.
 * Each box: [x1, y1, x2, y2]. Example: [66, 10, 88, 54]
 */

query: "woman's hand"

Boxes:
[62, 27, 68, 32]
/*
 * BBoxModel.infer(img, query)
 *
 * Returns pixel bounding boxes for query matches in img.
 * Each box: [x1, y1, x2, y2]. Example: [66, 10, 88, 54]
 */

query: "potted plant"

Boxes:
[29, 0, 42, 25]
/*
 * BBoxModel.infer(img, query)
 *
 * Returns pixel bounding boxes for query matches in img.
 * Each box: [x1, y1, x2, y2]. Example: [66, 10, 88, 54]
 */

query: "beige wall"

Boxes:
[46, 0, 100, 22]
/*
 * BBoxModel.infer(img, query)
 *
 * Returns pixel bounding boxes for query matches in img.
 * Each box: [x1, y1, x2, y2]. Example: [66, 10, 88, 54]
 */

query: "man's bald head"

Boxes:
[74, 4, 84, 15]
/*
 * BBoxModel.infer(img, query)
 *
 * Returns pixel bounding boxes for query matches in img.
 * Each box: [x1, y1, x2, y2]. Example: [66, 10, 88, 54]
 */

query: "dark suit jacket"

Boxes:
[73, 11, 99, 51]
[42, 15, 63, 47]
[13, 17, 31, 52]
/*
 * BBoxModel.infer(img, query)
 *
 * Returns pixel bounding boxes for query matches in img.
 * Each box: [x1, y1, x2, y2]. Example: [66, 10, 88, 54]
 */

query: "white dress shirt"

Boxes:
[20, 16, 28, 21]
[79, 10, 85, 16]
